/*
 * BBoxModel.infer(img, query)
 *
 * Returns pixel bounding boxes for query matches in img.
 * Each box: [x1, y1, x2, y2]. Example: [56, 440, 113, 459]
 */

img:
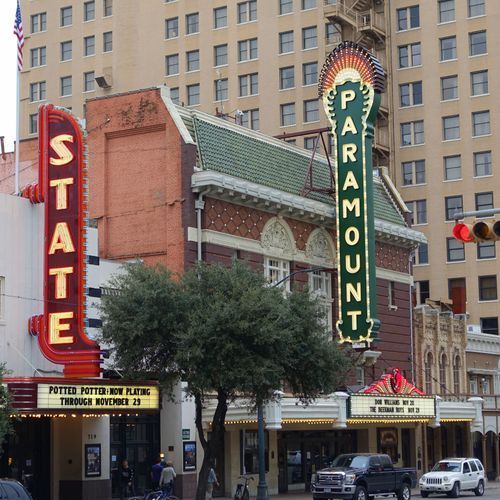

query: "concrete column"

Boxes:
[495, 434, 500, 480]
[422, 425, 428, 473]
[482, 435, 488, 473]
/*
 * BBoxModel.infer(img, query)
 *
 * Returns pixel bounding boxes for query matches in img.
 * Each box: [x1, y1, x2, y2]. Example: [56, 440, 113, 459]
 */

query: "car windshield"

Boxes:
[332, 455, 369, 469]
[432, 461, 461, 472]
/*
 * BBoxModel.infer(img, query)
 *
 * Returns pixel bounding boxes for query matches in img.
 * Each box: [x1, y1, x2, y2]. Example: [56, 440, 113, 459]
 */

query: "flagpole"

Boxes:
[15, 66, 20, 195]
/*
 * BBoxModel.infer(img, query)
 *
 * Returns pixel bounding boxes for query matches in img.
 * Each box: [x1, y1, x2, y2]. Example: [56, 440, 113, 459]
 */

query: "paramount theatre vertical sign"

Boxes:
[26, 104, 102, 377]
[319, 41, 385, 347]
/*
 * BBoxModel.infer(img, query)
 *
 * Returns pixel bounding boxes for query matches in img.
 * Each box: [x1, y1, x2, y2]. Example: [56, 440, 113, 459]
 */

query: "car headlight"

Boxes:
[345, 473, 356, 485]
[419, 476, 426, 483]
[443, 476, 449, 482]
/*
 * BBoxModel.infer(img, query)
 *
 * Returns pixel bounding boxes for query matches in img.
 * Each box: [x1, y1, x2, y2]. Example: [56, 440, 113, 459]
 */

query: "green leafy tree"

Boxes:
[101, 260, 351, 500]
[0, 364, 13, 454]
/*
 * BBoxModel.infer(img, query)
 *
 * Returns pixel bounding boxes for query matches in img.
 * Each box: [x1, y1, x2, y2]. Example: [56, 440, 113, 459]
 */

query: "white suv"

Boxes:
[419, 458, 485, 498]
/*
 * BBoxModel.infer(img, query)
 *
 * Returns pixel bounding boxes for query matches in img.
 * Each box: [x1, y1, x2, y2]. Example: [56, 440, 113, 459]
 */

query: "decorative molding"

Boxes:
[305, 228, 335, 265]
[260, 217, 296, 259]
[160, 86, 196, 145]
[467, 332, 500, 355]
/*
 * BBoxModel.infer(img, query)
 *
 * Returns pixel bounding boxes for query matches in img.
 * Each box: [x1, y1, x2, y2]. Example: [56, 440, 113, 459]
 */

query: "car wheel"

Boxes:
[448, 482, 460, 498]
[353, 486, 367, 500]
[398, 483, 411, 500]
[421, 492, 429, 498]
[474, 480, 484, 496]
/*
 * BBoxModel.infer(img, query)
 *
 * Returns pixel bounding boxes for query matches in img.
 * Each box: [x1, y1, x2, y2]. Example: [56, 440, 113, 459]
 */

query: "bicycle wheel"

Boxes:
[242, 489, 249, 500]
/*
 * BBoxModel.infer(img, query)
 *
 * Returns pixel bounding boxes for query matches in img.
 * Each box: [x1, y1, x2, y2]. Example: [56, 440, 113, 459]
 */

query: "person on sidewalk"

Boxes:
[206, 463, 219, 500]
[159, 460, 176, 497]
[151, 457, 164, 490]
[119, 459, 135, 500]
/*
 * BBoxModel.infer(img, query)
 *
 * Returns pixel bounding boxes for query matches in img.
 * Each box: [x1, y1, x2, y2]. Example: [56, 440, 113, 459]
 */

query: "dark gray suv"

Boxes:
[0, 479, 32, 499]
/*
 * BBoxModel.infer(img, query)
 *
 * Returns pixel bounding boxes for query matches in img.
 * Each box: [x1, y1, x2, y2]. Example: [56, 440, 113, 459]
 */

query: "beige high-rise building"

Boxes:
[19, 0, 499, 331]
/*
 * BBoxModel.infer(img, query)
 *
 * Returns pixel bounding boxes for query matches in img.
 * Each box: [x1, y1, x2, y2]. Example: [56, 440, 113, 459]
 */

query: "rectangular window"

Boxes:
[166, 54, 179, 75]
[474, 151, 491, 177]
[241, 109, 259, 130]
[30, 47, 46, 68]
[239, 73, 259, 96]
[103, 31, 113, 52]
[401, 120, 424, 146]
[417, 242, 429, 264]
[186, 13, 199, 34]
[447, 237, 465, 262]
[445, 195, 463, 220]
[325, 22, 341, 45]
[84, 1, 95, 21]
[166, 17, 178, 39]
[399, 81, 422, 107]
[29, 113, 38, 134]
[304, 137, 316, 151]
[398, 42, 421, 68]
[170, 87, 179, 104]
[309, 270, 333, 330]
[60, 76, 72, 97]
[214, 44, 228, 66]
[187, 84, 200, 106]
[280, 103, 295, 127]
[214, 7, 227, 28]
[60, 41, 72, 61]
[440, 36, 457, 61]
[186, 50, 200, 72]
[84, 36, 95, 56]
[407, 199, 427, 225]
[303, 62, 317, 86]
[477, 241, 495, 260]
[240, 430, 269, 474]
[444, 155, 461, 180]
[60, 6, 72, 26]
[302, 26, 317, 50]
[103, 0, 113, 17]
[302, 0, 316, 9]
[215, 78, 228, 101]
[479, 275, 497, 301]
[264, 258, 290, 290]
[279, 0, 293, 15]
[481, 317, 498, 335]
[472, 111, 490, 136]
[30, 81, 46, 102]
[238, 38, 258, 61]
[471, 70, 488, 96]
[441, 75, 458, 100]
[417, 280, 430, 305]
[280, 66, 295, 89]
[237, 1, 257, 23]
[468, 0, 485, 17]
[279, 31, 294, 54]
[304, 99, 319, 123]
[469, 31, 487, 56]
[397, 5, 420, 30]
[402, 159, 425, 185]
[443, 115, 460, 141]
[31, 12, 47, 33]
[448, 277, 466, 300]
[84, 71, 95, 92]
[438, 0, 455, 23]
[475, 191, 493, 212]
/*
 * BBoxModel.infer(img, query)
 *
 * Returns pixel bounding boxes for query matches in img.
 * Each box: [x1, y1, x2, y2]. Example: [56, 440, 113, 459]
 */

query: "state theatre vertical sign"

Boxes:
[319, 42, 385, 347]
[27, 104, 102, 377]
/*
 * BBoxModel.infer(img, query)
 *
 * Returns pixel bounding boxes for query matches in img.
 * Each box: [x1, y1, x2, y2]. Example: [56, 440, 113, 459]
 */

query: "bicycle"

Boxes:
[234, 475, 253, 500]
[129, 490, 179, 500]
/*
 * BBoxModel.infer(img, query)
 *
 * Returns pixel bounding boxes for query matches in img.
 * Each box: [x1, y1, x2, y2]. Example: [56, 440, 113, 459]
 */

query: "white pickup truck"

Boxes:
[419, 457, 485, 498]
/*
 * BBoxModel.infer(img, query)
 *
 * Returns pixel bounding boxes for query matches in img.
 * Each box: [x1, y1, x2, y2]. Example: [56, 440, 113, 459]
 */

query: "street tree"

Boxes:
[0, 364, 13, 454]
[101, 260, 352, 500]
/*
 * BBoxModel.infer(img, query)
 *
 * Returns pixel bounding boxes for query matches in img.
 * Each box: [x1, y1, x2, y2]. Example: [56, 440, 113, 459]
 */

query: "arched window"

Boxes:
[453, 355, 461, 395]
[424, 351, 433, 394]
[439, 353, 448, 395]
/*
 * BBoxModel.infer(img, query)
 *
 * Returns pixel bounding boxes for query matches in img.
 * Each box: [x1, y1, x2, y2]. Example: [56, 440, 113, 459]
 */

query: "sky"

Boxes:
[0, 0, 20, 152]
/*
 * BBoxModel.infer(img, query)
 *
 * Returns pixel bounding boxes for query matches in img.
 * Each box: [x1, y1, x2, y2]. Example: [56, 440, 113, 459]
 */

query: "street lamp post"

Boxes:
[255, 266, 333, 500]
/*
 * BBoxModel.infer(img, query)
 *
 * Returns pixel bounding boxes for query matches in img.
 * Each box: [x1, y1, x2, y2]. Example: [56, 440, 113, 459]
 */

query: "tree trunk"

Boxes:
[195, 388, 228, 500]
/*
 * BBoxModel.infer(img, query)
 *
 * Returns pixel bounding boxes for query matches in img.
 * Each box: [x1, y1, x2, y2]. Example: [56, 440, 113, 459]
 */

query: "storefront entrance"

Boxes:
[277, 430, 358, 493]
[0, 418, 51, 500]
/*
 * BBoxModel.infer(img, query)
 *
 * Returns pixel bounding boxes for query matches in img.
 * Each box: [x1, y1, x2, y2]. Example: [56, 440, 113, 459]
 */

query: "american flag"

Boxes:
[13, 0, 24, 71]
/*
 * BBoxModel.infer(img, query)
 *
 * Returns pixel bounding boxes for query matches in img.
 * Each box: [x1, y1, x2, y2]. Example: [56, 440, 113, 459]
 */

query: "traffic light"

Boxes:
[453, 221, 500, 242]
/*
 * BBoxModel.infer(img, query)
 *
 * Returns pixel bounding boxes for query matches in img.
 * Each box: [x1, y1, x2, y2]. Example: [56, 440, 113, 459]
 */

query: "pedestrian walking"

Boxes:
[151, 457, 164, 490]
[119, 459, 135, 499]
[206, 463, 219, 500]
[159, 460, 176, 496]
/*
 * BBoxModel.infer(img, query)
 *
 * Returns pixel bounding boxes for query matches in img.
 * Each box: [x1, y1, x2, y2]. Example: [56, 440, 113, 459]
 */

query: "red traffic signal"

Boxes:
[453, 221, 500, 242]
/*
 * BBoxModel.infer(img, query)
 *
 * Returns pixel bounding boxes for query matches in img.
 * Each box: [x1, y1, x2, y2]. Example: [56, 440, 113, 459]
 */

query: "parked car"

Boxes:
[311, 453, 416, 500]
[0, 479, 32, 500]
[419, 457, 485, 497]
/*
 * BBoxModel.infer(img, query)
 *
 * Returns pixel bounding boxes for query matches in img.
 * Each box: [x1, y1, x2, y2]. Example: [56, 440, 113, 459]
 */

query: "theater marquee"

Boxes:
[349, 394, 436, 420]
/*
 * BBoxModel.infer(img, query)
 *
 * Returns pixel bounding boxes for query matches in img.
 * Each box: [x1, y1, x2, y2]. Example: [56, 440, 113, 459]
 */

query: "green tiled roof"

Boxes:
[191, 114, 405, 227]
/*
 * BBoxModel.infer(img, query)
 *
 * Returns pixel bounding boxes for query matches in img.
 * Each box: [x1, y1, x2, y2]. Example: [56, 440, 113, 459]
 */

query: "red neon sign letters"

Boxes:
[26, 104, 102, 377]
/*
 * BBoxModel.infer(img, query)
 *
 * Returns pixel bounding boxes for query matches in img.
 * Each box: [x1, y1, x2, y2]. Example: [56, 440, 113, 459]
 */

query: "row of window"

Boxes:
[402, 151, 492, 187]
[31, 1, 112, 33]
[30, 32, 112, 68]
[399, 70, 488, 107]
[398, 31, 487, 69]
[423, 351, 461, 396]
[401, 111, 490, 146]
[397, 0, 485, 32]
